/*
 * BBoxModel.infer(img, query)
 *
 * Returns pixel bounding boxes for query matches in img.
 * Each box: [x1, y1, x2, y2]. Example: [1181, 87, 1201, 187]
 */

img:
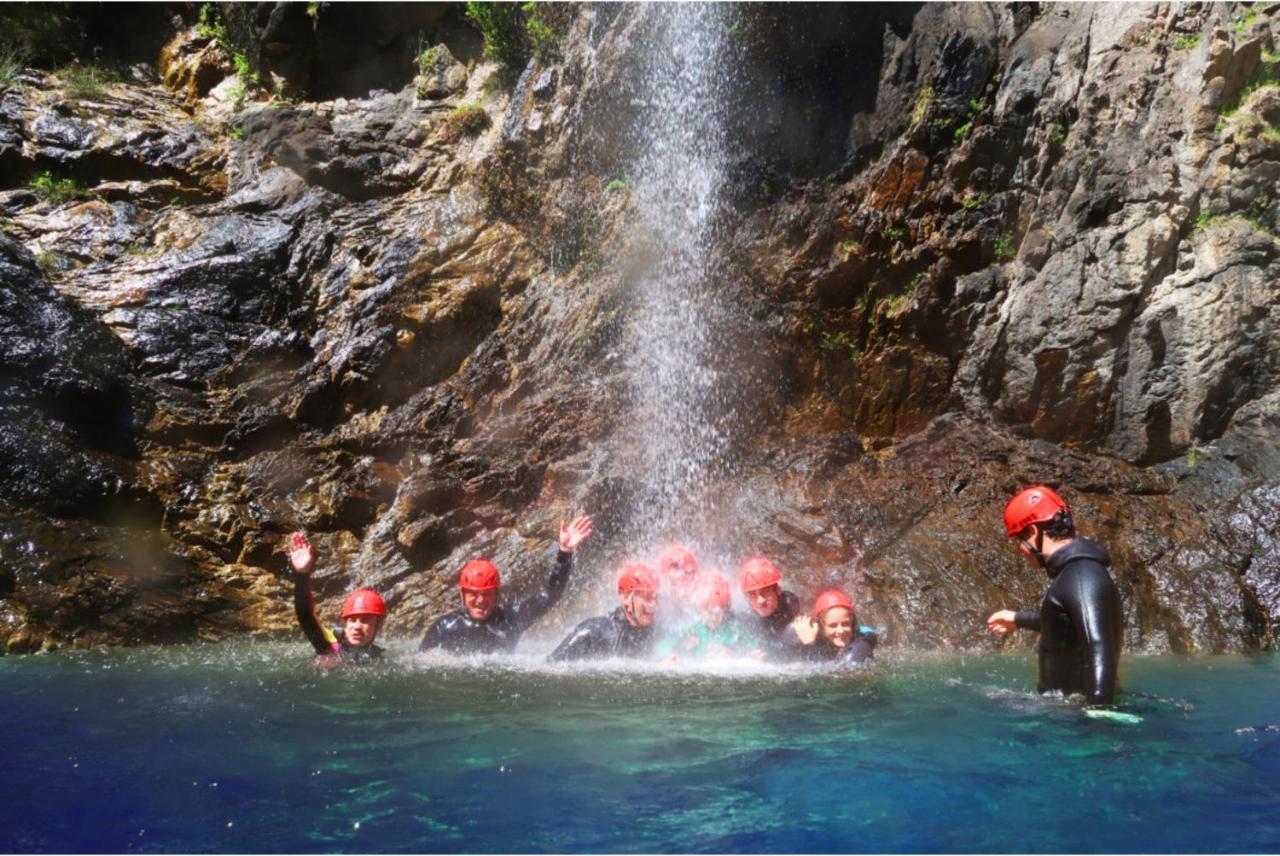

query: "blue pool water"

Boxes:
[2, 644, 1278, 853]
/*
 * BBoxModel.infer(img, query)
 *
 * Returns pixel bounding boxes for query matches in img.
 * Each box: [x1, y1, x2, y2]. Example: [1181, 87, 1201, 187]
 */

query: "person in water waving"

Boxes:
[548, 562, 660, 662]
[287, 531, 386, 667]
[790, 589, 877, 665]
[420, 515, 594, 656]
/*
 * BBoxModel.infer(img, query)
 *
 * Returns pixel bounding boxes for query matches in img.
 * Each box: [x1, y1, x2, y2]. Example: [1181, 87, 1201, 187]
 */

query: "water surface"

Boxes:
[3, 644, 1278, 853]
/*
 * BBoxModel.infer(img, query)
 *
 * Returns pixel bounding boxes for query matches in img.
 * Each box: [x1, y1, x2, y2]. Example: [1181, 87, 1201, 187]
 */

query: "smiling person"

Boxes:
[547, 561, 660, 662]
[419, 515, 594, 656]
[287, 531, 386, 667]
[790, 589, 877, 665]
[986, 485, 1123, 706]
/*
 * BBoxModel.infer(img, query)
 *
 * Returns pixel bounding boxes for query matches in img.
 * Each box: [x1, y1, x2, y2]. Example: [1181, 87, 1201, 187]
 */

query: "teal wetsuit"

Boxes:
[658, 614, 759, 659]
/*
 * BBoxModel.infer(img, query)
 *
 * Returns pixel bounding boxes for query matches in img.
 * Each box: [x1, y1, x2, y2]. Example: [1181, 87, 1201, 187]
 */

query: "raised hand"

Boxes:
[286, 531, 315, 574]
[791, 614, 819, 646]
[559, 515, 594, 553]
[987, 609, 1017, 636]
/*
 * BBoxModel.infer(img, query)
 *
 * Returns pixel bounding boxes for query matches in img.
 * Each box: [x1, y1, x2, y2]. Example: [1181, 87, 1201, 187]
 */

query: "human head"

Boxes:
[617, 562, 660, 627]
[459, 559, 501, 622]
[691, 573, 731, 630]
[658, 545, 699, 594]
[1003, 486, 1075, 566]
[812, 589, 855, 648]
[341, 589, 386, 647]
[739, 556, 783, 617]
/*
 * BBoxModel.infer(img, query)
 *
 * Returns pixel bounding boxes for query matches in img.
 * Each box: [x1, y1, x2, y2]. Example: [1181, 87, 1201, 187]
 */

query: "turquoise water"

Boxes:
[2, 644, 1278, 853]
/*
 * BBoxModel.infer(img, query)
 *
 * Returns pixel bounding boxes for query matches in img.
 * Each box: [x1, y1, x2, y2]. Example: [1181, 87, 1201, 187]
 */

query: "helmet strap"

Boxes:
[1020, 525, 1047, 566]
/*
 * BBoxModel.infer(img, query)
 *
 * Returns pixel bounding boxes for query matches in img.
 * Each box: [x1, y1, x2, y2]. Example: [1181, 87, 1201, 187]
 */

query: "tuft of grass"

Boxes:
[819, 328, 861, 362]
[603, 177, 629, 195]
[0, 43, 26, 90]
[1218, 52, 1280, 129]
[444, 103, 490, 139]
[35, 250, 58, 271]
[888, 225, 906, 242]
[417, 42, 438, 76]
[1186, 447, 1203, 468]
[28, 170, 93, 203]
[228, 124, 244, 141]
[60, 64, 116, 99]
[1234, 11, 1257, 35]
[962, 191, 990, 211]
[953, 119, 972, 143]
[993, 232, 1015, 262]
[1049, 122, 1069, 148]
[1171, 32, 1202, 50]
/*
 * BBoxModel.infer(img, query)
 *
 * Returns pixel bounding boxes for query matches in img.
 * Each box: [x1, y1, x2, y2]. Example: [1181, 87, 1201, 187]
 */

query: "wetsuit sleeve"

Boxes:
[293, 573, 339, 656]
[418, 617, 446, 652]
[837, 631, 876, 666]
[509, 548, 574, 635]
[1014, 610, 1042, 632]
[547, 618, 601, 662]
[1062, 569, 1122, 705]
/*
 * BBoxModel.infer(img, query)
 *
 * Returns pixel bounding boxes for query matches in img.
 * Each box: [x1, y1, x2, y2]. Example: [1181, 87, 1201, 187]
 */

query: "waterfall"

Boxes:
[609, 3, 742, 555]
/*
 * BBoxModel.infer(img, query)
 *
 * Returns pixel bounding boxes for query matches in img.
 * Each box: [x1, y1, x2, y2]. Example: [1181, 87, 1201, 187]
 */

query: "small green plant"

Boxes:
[840, 239, 860, 254]
[444, 103, 490, 139]
[228, 124, 244, 141]
[961, 191, 989, 211]
[910, 85, 933, 127]
[0, 43, 25, 90]
[1049, 122, 1069, 148]
[1186, 447, 1203, 468]
[197, 4, 227, 45]
[603, 177, 629, 195]
[1171, 32, 1202, 50]
[1235, 11, 1257, 34]
[417, 42, 438, 76]
[953, 119, 973, 143]
[888, 225, 906, 242]
[968, 98, 985, 114]
[522, 2, 559, 63]
[993, 232, 1015, 262]
[306, 2, 320, 18]
[35, 250, 58, 271]
[465, 2, 527, 72]
[29, 171, 91, 203]
[1218, 51, 1280, 127]
[880, 292, 913, 318]
[819, 328, 860, 361]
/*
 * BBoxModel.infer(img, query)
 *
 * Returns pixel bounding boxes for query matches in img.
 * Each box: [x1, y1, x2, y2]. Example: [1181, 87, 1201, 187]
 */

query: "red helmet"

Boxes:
[812, 588, 854, 619]
[691, 573, 731, 610]
[658, 545, 698, 579]
[738, 556, 782, 593]
[459, 559, 501, 591]
[1003, 486, 1070, 538]
[342, 588, 387, 618]
[617, 562, 660, 596]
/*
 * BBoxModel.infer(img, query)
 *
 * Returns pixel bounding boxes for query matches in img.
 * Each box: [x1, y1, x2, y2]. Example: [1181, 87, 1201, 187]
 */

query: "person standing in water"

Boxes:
[737, 556, 802, 655]
[790, 588, 877, 665]
[547, 562, 660, 662]
[419, 515, 594, 655]
[287, 531, 386, 666]
[986, 485, 1123, 705]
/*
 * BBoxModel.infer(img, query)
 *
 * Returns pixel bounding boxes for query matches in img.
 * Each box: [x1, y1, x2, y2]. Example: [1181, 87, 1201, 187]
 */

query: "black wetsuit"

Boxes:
[547, 606, 655, 662]
[801, 628, 877, 666]
[419, 548, 574, 655]
[1014, 537, 1123, 705]
[293, 573, 383, 663]
[742, 589, 801, 653]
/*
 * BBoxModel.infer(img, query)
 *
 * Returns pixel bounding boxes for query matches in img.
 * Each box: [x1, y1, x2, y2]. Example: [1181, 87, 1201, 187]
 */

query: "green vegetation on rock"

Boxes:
[60, 63, 115, 98]
[28, 171, 93, 203]
[445, 103, 490, 139]
[993, 232, 1015, 262]
[1171, 32, 1202, 50]
[465, 2, 527, 72]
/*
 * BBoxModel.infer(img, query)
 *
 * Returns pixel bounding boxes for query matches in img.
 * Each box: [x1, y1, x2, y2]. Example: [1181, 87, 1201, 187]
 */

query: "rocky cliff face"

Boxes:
[1, 2, 1277, 654]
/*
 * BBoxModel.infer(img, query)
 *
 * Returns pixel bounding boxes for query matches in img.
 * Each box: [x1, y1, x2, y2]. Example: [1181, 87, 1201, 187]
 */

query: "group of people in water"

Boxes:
[288, 485, 1123, 705]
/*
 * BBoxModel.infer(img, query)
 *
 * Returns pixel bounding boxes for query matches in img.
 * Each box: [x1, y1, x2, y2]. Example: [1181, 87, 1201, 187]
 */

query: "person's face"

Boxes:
[626, 591, 658, 626]
[749, 585, 780, 617]
[463, 588, 499, 622]
[1014, 526, 1040, 568]
[344, 614, 382, 647]
[702, 606, 726, 630]
[819, 607, 854, 647]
